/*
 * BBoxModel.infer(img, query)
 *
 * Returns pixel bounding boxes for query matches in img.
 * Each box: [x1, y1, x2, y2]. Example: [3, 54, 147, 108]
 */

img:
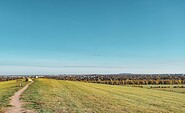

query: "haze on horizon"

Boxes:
[0, 0, 185, 75]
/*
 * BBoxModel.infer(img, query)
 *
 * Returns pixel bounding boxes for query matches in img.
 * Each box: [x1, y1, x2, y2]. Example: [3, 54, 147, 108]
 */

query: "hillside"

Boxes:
[22, 79, 185, 113]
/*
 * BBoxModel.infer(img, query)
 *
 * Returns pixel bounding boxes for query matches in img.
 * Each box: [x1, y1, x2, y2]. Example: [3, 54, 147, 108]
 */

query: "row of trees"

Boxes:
[46, 74, 185, 85]
[0, 76, 22, 81]
[87, 79, 185, 85]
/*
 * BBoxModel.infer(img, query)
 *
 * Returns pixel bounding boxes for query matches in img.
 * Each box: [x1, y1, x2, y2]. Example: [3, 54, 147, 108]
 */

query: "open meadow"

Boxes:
[138, 85, 185, 94]
[0, 80, 27, 112]
[22, 79, 185, 113]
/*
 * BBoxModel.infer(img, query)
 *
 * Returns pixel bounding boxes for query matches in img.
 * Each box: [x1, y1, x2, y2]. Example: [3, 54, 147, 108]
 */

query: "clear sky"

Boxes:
[0, 0, 185, 75]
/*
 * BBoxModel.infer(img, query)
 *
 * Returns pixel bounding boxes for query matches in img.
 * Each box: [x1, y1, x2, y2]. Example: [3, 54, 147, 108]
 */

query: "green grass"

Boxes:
[158, 88, 185, 93]
[0, 80, 28, 111]
[22, 79, 185, 113]
[140, 85, 185, 94]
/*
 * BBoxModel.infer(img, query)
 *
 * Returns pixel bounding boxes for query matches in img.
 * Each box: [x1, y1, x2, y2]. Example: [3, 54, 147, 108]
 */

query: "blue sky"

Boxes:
[0, 0, 185, 75]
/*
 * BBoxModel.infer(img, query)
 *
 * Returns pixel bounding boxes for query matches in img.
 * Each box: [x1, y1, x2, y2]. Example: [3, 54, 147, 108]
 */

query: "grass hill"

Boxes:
[22, 79, 185, 113]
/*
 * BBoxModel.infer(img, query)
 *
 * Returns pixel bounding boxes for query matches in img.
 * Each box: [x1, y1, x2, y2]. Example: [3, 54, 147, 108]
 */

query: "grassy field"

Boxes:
[22, 79, 185, 113]
[0, 80, 27, 111]
[139, 85, 185, 94]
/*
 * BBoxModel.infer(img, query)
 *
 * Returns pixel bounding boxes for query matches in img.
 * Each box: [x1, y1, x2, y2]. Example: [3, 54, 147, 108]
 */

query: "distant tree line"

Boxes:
[0, 75, 40, 82]
[0, 76, 23, 81]
[45, 74, 185, 85]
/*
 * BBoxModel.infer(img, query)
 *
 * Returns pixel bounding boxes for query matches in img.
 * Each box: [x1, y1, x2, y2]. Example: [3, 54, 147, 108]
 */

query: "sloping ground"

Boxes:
[0, 80, 27, 112]
[141, 85, 185, 94]
[22, 79, 185, 113]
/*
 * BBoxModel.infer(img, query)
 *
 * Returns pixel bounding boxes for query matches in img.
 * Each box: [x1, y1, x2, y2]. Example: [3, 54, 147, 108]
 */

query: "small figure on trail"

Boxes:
[20, 80, 23, 86]
[16, 79, 23, 87]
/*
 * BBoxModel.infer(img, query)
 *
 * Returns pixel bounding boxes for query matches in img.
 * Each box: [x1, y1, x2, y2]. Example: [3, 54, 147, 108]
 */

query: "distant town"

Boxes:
[1, 73, 185, 85]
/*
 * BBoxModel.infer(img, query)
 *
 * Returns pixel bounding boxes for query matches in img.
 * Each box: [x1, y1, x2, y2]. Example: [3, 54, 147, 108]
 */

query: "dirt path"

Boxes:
[5, 81, 36, 113]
